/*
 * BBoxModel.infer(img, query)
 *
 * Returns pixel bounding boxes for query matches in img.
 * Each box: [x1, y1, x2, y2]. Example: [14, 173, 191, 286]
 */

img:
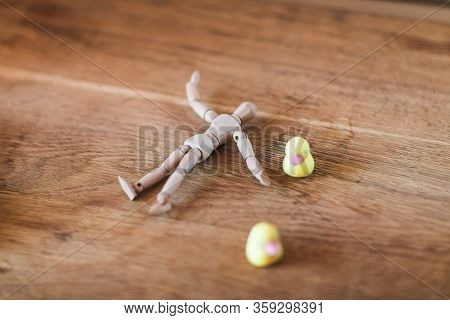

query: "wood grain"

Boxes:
[0, 0, 449, 299]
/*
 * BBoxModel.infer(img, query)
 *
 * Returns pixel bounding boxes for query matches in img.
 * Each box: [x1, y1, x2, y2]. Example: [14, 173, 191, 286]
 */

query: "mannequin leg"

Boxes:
[118, 145, 190, 201]
[149, 148, 202, 214]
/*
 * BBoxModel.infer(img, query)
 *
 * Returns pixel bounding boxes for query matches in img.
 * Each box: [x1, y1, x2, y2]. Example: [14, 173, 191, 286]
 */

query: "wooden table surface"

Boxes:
[0, 0, 449, 299]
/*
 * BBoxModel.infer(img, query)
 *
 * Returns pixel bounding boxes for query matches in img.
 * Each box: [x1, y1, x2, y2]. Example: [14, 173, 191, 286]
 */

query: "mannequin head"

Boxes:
[233, 102, 257, 124]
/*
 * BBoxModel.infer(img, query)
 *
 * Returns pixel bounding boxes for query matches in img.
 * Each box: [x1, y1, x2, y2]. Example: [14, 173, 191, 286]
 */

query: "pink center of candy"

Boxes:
[290, 154, 304, 165]
[264, 241, 280, 256]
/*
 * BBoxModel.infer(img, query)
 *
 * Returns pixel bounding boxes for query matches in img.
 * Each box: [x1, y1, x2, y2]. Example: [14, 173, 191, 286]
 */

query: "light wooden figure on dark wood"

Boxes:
[118, 71, 270, 214]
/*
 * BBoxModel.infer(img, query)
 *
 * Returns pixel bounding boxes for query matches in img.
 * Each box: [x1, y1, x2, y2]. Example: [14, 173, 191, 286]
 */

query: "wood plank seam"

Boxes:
[1, 65, 448, 147]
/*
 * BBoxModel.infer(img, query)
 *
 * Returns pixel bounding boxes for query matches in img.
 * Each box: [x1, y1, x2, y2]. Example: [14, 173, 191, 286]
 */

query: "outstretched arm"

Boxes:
[233, 131, 270, 186]
[185, 71, 218, 123]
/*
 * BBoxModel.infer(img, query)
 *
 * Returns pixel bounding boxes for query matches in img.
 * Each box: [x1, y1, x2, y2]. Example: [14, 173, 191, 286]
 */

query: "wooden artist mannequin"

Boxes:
[118, 71, 270, 214]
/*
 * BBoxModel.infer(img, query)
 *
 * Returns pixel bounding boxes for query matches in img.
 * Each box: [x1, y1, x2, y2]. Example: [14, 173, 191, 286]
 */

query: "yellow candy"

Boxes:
[245, 222, 283, 268]
[282, 136, 314, 178]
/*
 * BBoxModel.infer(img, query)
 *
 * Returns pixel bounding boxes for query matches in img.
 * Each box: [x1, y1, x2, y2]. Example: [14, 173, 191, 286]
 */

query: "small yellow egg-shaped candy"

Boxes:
[245, 222, 284, 268]
[282, 136, 314, 178]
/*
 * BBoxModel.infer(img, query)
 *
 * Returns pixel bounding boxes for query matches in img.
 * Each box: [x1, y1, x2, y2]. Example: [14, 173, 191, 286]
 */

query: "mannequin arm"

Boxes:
[185, 71, 218, 123]
[233, 131, 270, 186]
